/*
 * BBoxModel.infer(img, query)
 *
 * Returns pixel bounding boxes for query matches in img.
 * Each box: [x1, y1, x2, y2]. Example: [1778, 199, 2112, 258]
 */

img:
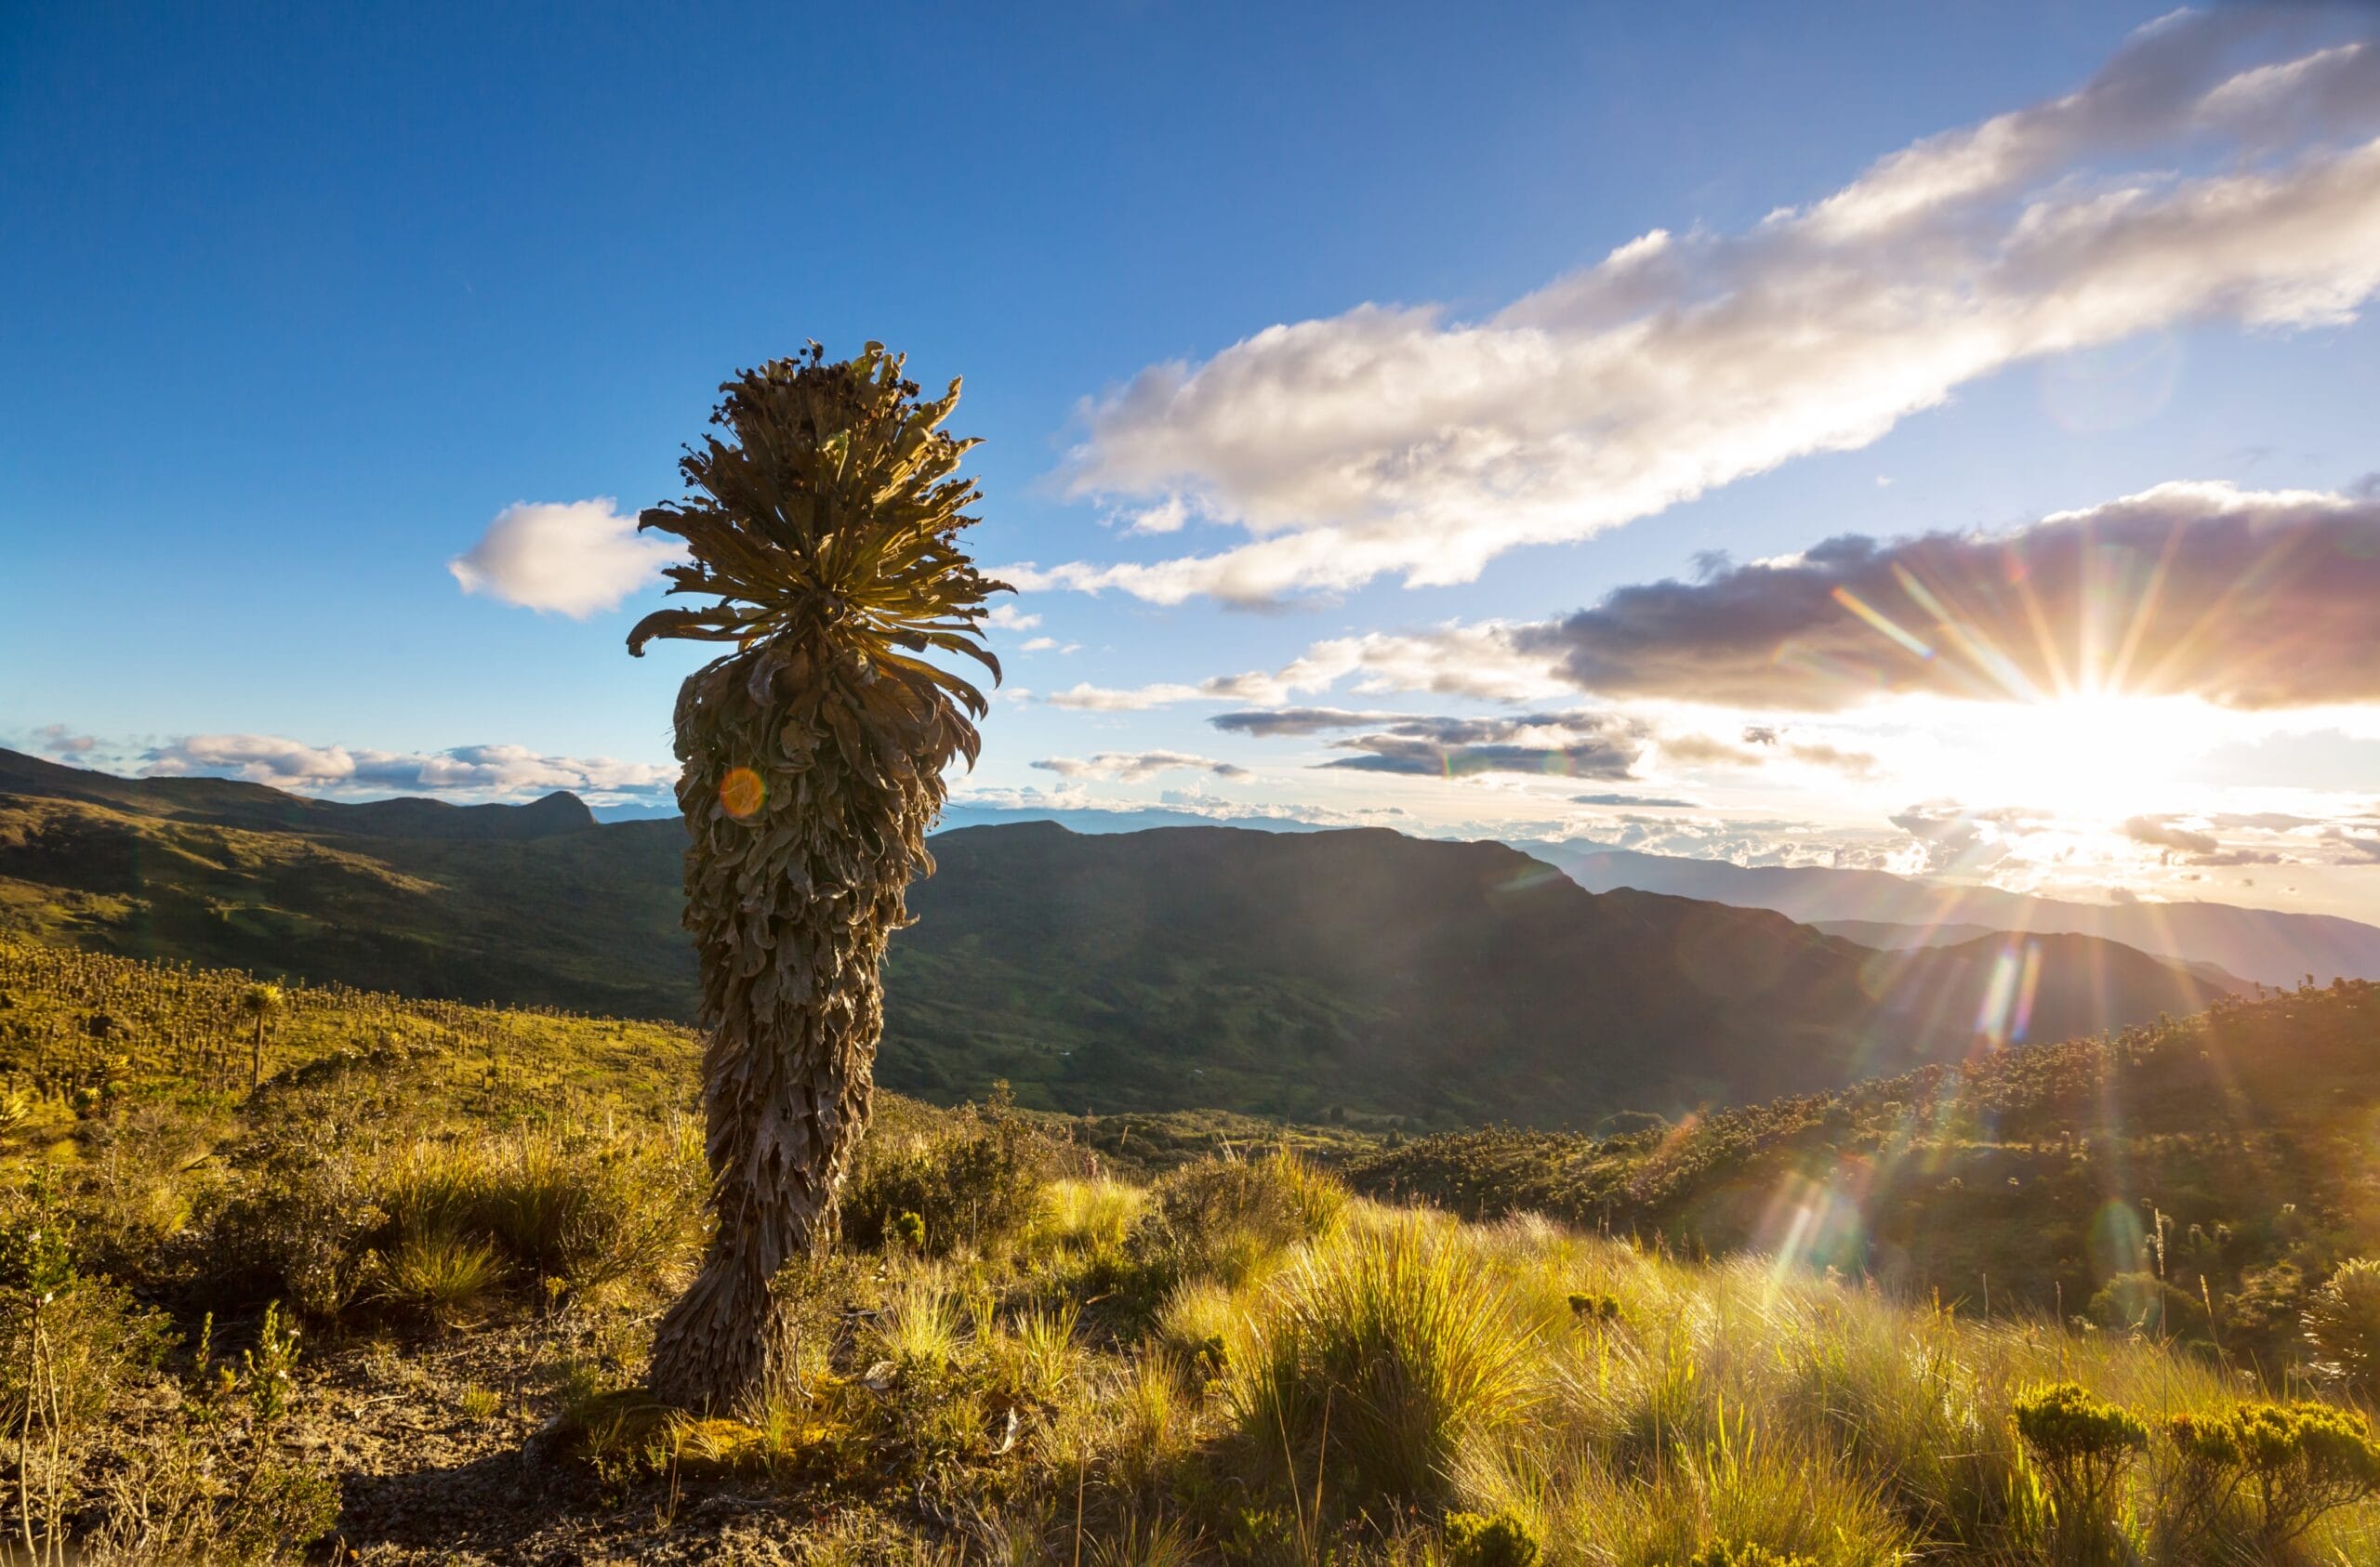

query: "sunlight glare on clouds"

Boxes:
[1884, 692, 2226, 823]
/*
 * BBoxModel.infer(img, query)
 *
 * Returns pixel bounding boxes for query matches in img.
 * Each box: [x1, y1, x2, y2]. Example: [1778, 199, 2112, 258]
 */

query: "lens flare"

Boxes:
[1756, 1169, 1872, 1288]
[1974, 938, 2044, 1048]
[720, 766, 765, 820]
[1830, 585, 1933, 659]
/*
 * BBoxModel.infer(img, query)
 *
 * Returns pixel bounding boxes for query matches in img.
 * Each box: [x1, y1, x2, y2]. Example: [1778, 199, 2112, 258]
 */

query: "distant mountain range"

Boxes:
[1517, 844, 2380, 989]
[0, 747, 2234, 1127]
[886, 823, 2222, 1125]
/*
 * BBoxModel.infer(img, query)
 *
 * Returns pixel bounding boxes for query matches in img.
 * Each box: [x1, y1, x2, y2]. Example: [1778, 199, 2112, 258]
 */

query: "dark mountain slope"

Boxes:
[879, 824, 2222, 1124]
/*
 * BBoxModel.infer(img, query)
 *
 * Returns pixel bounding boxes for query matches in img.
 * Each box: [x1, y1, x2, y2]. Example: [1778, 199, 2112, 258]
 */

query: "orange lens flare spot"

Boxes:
[720, 767, 766, 820]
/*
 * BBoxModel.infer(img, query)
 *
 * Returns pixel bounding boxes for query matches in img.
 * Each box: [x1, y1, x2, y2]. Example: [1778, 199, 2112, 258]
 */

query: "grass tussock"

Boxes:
[1227, 1219, 1540, 1514]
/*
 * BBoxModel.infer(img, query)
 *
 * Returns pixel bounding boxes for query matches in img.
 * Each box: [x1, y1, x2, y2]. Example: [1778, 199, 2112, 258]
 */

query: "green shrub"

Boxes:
[184, 1141, 385, 1319]
[190, 1123, 697, 1322]
[1445, 1508, 1540, 1566]
[1127, 1151, 1344, 1289]
[2084, 1271, 2210, 1341]
[842, 1109, 1052, 1257]
[2011, 1382, 2145, 1559]
[867, 1281, 963, 1376]
[2166, 1400, 2380, 1548]
[2304, 1258, 2380, 1397]
[1030, 1177, 1144, 1257]
[1228, 1221, 1538, 1514]
[1084, 1511, 1198, 1567]
[0, 1203, 177, 1556]
[86, 1301, 337, 1564]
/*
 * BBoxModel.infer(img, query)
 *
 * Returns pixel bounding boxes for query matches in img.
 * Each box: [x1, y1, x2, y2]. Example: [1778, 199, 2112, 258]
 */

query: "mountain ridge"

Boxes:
[0, 748, 599, 841]
[1521, 842, 2380, 987]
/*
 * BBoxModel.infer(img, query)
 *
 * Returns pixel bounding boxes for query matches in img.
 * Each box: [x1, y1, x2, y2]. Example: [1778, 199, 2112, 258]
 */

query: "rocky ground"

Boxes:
[289, 1315, 886, 1565]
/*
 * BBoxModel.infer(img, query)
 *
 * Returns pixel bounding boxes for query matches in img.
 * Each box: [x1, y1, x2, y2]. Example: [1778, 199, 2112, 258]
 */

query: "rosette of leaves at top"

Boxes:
[628, 342, 1005, 1410]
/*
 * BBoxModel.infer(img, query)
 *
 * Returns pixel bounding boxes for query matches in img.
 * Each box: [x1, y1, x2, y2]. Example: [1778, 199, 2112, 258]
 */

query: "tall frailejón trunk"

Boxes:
[628, 345, 1000, 1413]
[643, 641, 937, 1412]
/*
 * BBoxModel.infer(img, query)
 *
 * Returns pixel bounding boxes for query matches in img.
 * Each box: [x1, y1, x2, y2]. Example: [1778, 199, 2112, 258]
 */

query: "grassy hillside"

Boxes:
[0, 756, 694, 1014]
[0, 941, 2373, 1561]
[1344, 978, 2380, 1371]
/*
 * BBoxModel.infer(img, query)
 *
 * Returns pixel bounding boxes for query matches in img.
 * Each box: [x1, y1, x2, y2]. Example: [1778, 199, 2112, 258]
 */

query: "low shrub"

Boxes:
[1107, 1350, 1198, 1498]
[2085, 1271, 2211, 1342]
[842, 1108, 1053, 1258]
[1153, 1279, 1236, 1372]
[379, 1129, 700, 1294]
[1444, 1508, 1540, 1566]
[0, 1198, 328, 1563]
[1127, 1151, 1344, 1290]
[867, 1281, 964, 1377]
[998, 1299, 1082, 1405]
[189, 1122, 698, 1323]
[2166, 1400, 2380, 1550]
[182, 1138, 385, 1319]
[2011, 1382, 2145, 1560]
[1032, 1178, 1144, 1258]
[0, 1205, 175, 1548]
[84, 1302, 337, 1565]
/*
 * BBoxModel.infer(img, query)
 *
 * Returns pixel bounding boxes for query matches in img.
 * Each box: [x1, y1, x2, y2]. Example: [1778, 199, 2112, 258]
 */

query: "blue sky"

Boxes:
[7, 2, 2380, 916]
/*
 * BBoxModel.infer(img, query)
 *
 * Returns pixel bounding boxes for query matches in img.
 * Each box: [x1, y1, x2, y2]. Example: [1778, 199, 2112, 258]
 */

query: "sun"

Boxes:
[1924, 692, 2214, 823]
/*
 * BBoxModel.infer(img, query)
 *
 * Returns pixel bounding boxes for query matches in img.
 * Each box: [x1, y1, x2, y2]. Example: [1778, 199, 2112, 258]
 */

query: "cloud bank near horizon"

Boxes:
[1012, 10, 2380, 604]
[1031, 750, 1250, 783]
[137, 732, 676, 804]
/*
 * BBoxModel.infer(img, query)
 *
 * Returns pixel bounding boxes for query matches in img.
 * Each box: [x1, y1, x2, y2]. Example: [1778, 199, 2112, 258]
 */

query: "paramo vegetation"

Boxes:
[0, 939, 2376, 1560]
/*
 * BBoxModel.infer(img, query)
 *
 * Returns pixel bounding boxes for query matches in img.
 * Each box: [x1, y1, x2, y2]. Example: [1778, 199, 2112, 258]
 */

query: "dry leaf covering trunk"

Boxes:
[628, 345, 1001, 1411]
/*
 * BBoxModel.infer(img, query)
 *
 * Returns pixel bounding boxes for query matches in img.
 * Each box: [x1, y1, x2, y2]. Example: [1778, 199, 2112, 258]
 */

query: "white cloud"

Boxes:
[139, 732, 676, 803]
[1041, 622, 1571, 713]
[1045, 682, 1210, 712]
[1124, 495, 1192, 534]
[449, 499, 685, 617]
[986, 603, 1043, 631]
[1030, 751, 1250, 783]
[1020, 636, 1058, 652]
[1025, 12, 2380, 603]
